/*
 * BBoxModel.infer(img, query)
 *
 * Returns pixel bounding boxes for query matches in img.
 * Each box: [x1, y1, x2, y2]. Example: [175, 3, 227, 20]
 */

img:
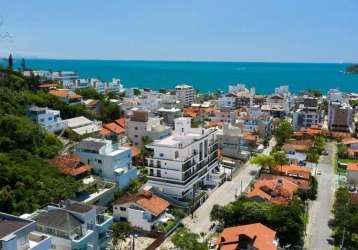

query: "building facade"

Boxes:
[175, 85, 195, 107]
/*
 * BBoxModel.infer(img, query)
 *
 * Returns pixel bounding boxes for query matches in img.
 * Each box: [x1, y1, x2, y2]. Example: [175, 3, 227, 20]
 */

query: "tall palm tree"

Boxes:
[250, 154, 275, 173]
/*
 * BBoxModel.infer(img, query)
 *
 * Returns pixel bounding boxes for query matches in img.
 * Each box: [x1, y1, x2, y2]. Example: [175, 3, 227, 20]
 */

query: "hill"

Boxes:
[346, 64, 358, 74]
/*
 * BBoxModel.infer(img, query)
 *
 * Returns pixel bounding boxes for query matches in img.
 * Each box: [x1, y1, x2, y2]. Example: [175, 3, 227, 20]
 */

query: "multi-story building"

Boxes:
[211, 110, 237, 125]
[23, 70, 79, 87]
[327, 90, 353, 133]
[157, 107, 182, 128]
[292, 96, 322, 131]
[236, 111, 273, 139]
[175, 84, 195, 107]
[28, 105, 68, 133]
[146, 117, 220, 200]
[74, 138, 138, 189]
[217, 123, 259, 160]
[25, 200, 113, 250]
[64, 116, 102, 136]
[126, 110, 172, 147]
[0, 212, 51, 250]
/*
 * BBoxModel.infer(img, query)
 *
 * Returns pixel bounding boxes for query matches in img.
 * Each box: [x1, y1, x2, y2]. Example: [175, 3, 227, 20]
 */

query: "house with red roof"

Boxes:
[247, 177, 299, 205]
[51, 154, 92, 178]
[342, 137, 358, 159]
[347, 163, 358, 185]
[113, 191, 172, 231]
[217, 223, 278, 250]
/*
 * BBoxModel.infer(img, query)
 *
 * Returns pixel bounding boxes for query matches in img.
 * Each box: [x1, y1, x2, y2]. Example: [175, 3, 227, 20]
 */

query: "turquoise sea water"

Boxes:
[10, 59, 358, 94]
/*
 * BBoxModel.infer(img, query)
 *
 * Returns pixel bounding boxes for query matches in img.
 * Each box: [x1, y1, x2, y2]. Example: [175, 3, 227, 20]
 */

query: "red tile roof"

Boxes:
[100, 127, 112, 136]
[114, 192, 169, 216]
[347, 163, 358, 172]
[51, 154, 92, 177]
[217, 223, 277, 250]
[247, 177, 299, 205]
[342, 137, 358, 145]
[103, 122, 125, 135]
[283, 139, 313, 152]
[115, 117, 127, 128]
[274, 164, 311, 180]
[49, 89, 82, 99]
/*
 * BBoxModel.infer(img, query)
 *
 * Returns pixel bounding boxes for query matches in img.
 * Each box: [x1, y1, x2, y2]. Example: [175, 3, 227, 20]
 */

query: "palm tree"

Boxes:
[250, 154, 275, 173]
[271, 150, 289, 174]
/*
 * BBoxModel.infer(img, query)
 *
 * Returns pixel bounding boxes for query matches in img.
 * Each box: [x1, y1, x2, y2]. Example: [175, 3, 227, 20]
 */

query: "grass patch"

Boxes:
[337, 158, 358, 164]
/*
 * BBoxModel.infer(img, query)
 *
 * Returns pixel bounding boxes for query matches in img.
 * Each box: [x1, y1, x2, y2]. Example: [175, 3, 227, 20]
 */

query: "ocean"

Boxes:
[8, 59, 358, 94]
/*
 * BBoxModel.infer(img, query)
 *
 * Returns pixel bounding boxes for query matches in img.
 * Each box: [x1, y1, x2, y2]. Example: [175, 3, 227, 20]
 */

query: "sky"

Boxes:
[0, 0, 357, 62]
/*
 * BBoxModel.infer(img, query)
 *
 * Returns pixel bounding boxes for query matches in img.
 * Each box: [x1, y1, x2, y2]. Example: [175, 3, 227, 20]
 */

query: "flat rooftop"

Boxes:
[0, 213, 33, 239]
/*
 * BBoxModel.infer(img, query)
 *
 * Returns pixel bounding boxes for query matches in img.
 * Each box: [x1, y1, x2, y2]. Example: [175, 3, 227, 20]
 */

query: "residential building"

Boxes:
[273, 164, 311, 180]
[160, 93, 182, 109]
[113, 191, 173, 231]
[146, 117, 220, 200]
[211, 110, 237, 125]
[236, 111, 273, 139]
[126, 110, 172, 147]
[175, 84, 195, 106]
[51, 154, 92, 178]
[28, 105, 67, 133]
[328, 101, 353, 133]
[26, 201, 113, 250]
[48, 89, 83, 105]
[0, 212, 51, 250]
[74, 137, 138, 189]
[64, 116, 102, 136]
[217, 223, 278, 250]
[247, 177, 299, 205]
[283, 139, 314, 164]
[217, 123, 259, 160]
[157, 107, 182, 128]
[347, 163, 358, 185]
[217, 94, 237, 110]
[293, 96, 322, 131]
[23, 70, 78, 87]
[342, 137, 358, 159]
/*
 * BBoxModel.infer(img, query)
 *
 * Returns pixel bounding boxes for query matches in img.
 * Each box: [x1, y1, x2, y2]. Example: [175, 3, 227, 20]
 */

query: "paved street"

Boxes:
[183, 139, 275, 234]
[305, 142, 336, 250]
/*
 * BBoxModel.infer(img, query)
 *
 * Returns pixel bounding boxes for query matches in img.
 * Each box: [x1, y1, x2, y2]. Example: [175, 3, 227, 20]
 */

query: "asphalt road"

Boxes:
[305, 142, 336, 250]
[182, 139, 275, 234]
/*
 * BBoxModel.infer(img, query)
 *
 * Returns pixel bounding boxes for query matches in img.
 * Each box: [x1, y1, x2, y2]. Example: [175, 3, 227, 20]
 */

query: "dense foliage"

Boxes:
[210, 197, 305, 247]
[346, 64, 358, 74]
[171, 227, 208, 250]
[0, 68, 80, 214]
[273, 119, 293, 146]
[330, 187, 358, 249]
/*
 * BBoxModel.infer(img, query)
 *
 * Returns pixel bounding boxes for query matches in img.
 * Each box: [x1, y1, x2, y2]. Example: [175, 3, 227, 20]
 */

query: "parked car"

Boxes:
[299, 160, 306, 166]
[317, 170, 322, 175]
[322, 150, 329, 155]
[348, 185, 356, 192]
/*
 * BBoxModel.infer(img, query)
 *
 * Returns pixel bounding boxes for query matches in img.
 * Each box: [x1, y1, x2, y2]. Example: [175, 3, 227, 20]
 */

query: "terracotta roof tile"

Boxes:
[103, 122, 125, 135]
[347, 163, 358, 172]
[115, 117, 127, 128]
[100, 127, 112, 136]
[217, 223, 277, 250]
[51, 154, 92, 177]
[123, 144, 140, 157]
[49, 89, 82, 99]
[342, 137, 358, 145]
[114, 192, 169, 216]
[274, 164, 311, 180]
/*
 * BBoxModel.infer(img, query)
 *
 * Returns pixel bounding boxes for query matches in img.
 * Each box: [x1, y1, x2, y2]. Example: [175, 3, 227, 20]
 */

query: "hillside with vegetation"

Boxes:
[0, 68, 83, 215]
[346, 64, 358, 74]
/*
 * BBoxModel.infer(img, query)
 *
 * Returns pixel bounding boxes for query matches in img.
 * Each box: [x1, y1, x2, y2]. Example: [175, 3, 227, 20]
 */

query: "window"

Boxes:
[135, 127, 138, 130]
[159, 153, 164, 157]
[97, 159, 102, 164]
[134, 134, 138, 138]
[175, 151, 179, 158]
[120, 207, 127, 211]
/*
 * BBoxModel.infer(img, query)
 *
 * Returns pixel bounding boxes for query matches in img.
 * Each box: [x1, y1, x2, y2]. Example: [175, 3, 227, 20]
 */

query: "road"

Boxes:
[305, 142, 336, 250]
[182, 139, 275, 234]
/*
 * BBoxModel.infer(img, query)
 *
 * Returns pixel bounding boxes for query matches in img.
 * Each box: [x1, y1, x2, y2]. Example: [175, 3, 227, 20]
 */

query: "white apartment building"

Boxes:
[23, 70, 78, 87]
[175, 84, 195, 107]
[157, 107, 182, 128]
[74, 138, 138, 189]
[217, 95, 237, 110]
[126, 110, 172, 147]
[25, 201, 113, 250]
[0, 212, 51, 250]
[146, 117, 220, 200]
[28, 105, 68, 133]
[64, 116, 102, 136]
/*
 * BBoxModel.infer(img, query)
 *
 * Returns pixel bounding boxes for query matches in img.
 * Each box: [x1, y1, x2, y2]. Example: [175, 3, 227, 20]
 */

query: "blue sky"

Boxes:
[1, 0, 357, 62]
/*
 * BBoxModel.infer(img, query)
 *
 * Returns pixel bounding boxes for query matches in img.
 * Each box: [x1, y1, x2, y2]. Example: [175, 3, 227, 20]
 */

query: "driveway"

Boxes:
[305, 142, 336, 250]
[182, 139, 275, 234]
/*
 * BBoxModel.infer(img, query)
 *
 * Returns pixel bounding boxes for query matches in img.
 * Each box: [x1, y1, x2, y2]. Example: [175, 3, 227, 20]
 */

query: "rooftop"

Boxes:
[49, 89, 82, 99]
[51, 154, 92, 177]
[114, 191, 169, 216]
[217, 223, 277, 250]
[33, 210, 82, 232]
[347, 163, 358, 172]
[0, 213, 33, 239]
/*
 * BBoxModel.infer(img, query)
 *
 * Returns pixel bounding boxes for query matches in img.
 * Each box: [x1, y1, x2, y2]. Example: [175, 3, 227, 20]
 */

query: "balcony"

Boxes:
[96, 214, 113, 234]
[28, 232, 52, 250]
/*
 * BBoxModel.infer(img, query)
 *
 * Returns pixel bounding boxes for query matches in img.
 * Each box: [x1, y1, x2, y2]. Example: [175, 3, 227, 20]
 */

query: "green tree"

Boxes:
[21, 58, 26, 71]
[271, 150, 288, 173]
[8, 54, 13, 69]
[273, 120, 293, 146]
[306, 149, 320, 175]
[250, 154, 275, 173]
[171, 228, 208, 250]
[111, 221, 132, 250]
